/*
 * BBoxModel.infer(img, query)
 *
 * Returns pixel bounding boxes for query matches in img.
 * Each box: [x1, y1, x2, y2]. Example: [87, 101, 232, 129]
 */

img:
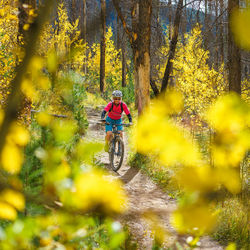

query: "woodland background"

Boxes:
[0, 0, 249, 249]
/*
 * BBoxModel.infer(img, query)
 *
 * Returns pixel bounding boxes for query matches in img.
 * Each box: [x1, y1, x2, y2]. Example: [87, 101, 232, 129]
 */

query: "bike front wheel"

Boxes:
[109, 137, 124, 172]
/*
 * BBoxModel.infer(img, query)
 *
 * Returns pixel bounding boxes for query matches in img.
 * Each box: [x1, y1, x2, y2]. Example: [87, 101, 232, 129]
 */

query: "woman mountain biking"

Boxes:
[101, 90, 132, 152]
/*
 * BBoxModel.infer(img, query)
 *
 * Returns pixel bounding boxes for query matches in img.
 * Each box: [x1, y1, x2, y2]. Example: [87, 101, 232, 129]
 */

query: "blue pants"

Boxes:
[105, 116, 123, 132]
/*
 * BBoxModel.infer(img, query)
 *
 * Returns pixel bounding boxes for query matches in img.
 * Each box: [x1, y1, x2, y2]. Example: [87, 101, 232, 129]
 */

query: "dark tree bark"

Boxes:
[219, 0, 224, 63]
[82, 0, 87, 42]
[100, 0, 106, 93]
[150, 78, 160, 96]
[228, 0, 241, 94]
[161, 0, 183, 93]
[18, 0, 37, 122]
[72, 0, 76, 23]
[167, 0, 172, 40]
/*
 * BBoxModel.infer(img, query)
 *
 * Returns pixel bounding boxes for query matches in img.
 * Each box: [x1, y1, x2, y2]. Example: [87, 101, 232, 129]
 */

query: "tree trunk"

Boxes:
[18, 0, 33, 122]
[161, 0, 183, 93]
[219, 0, 224, 63]
[134, 0, 152, 115]
[168, 0, 172, 40]
[100, 0, 106, 93]
[82, 0, 87, 42]
[215, 0, 219, 69]
[113, 0, 152, 115]
[72, 0, 76, 23]
[228, 0, 241, 94]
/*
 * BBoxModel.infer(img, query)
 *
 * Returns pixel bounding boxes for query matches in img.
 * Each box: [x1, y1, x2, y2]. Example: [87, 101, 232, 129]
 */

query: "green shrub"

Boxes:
[212, 198, 249, 249]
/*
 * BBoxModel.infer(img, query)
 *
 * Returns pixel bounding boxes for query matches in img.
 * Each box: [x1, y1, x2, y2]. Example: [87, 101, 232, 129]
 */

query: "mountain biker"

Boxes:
[101, 90, 132, 152]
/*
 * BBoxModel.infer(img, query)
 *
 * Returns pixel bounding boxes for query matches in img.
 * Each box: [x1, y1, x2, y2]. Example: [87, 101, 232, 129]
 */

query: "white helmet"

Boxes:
[112, 90, 122, 97]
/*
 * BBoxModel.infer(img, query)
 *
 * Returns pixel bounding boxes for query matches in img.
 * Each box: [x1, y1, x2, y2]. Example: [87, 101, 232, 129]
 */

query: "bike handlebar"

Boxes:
[99, 120, 132, 127]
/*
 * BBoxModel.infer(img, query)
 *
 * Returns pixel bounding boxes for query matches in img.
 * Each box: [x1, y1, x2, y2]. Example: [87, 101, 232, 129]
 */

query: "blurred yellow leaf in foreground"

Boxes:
[171, 203, 217, 234]
[61, 170, 127, 215]
[1, 143, 23, 174]
[0, 201, 17, 220]
[0, 189, 25, 211]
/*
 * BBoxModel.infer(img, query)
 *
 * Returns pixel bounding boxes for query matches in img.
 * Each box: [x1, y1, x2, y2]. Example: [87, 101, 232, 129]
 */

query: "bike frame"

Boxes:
[100, 121, 130, 171]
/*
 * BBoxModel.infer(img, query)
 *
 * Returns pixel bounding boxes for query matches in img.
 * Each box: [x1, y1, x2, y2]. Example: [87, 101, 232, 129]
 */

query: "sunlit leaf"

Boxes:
[8, 123, 30, 146]
[1, 143, 23, 174]
[51, 120, 77, 143]
[171, 203, 217, 234]
[60, 170, 127, 214]
[21, 78, 39, 101]
[1, 189, 25, 211]
[133, 110, 201, 166]
[36, 112, 51, 127]
[75, 141, 103, 164]
[0, 201, 17, 220]
[226, 243, 236, 250]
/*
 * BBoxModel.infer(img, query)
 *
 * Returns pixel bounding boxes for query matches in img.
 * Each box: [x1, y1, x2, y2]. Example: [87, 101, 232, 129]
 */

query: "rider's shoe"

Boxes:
[104, 143, 109, 152]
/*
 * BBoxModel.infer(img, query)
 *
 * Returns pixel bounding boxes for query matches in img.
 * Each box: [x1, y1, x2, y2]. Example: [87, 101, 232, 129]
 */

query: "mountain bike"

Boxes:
[100, 120, 131, 172]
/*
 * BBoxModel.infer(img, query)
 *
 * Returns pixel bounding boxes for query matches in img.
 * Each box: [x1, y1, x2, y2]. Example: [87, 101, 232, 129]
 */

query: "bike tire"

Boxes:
[109, 137, 124, 172]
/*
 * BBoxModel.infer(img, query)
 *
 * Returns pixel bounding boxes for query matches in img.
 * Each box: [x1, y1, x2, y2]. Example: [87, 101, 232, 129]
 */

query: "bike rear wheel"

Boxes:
[109, 137, 124, 172]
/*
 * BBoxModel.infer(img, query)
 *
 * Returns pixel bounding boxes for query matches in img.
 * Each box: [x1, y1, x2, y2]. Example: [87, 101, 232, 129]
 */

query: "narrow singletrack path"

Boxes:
[86, 106, 223, 250]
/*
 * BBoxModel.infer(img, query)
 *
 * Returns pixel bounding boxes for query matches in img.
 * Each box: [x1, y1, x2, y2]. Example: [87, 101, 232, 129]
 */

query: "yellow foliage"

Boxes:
[36, 112, 52, 127]
[156, 25, 226, 119]
[51, 119, 78, 143]
[171, 203, 217, 234]
[133, 91, 247, 235]
[0, 201, 17, 220]
[133, 91, 201, 166]
[226, 243, 236, 250]
[177, 167, 241, 194]
[0, 189, 25, 211]
[7, 123, 30, 146]
[0, 0, 19, 109]
[206, 93, 250, 168]
[1, 142, 23, 174]
[86, 27, 124, 92]
[59, 170, 127, 215]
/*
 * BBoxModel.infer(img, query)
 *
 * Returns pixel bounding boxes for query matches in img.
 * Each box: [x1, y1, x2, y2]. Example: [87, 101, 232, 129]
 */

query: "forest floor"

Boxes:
[86, 106, 223, 250]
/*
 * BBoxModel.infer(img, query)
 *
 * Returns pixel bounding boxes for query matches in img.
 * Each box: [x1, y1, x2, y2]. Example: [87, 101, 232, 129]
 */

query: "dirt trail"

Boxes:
[86, 106, 223, 250]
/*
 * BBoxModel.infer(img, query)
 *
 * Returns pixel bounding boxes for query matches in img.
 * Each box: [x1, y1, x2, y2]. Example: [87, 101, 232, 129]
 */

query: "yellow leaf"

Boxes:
[51, 120, 77, 143]
[21, 78, 39, 101]
[226, 243, 236, 250]
[8, 124, 30, 146]
[0, 201, 17, 220]
[1, 143, 23, 174]
[30, 56, 44, 71]
[23, 24, 30, 30]
[61, 170, 127, 214]
[38, 77, 51, 89]
[171, 203, 217, 234]
[1, 189, 25, 211]
[36, 112, 51, 127]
